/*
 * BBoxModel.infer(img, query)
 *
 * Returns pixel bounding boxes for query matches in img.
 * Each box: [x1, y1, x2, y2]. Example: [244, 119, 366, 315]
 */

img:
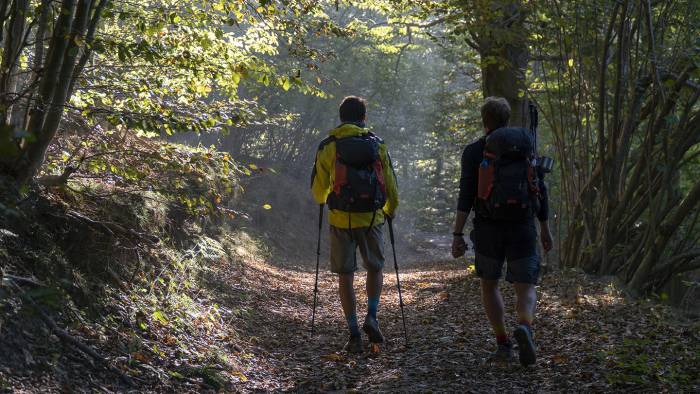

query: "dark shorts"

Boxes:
[330, 224, 385, 274]
[469, 219, 540, 284]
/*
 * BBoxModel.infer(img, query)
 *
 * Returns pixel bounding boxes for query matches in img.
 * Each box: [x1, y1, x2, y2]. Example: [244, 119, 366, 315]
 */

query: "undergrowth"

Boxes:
[0, 133, 260, 390]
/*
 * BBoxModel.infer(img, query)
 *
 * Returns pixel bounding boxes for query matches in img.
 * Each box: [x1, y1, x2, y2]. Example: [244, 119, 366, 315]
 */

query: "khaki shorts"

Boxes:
[330, 224, 385, 274]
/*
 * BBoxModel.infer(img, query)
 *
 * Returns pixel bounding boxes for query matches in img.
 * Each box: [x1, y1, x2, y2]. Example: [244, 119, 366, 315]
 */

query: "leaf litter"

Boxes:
[219, 255, 699, 392]
[2, 230, 697, 392]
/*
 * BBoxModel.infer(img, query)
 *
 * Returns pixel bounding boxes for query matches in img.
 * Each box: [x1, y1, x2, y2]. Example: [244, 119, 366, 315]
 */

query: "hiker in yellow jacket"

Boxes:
[310, 96, 399, 353]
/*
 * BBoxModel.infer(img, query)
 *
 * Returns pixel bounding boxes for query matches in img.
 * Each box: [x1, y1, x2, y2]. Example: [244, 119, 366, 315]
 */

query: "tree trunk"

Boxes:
[0, 0, 30, 125]
[482, 42, 529, 127]
[477, 1, 529, 128]
[12, 0, 78, 184]
[0, 0, 11, 47]
[17, 0, 93, 185]
[628, 180, 700, 291]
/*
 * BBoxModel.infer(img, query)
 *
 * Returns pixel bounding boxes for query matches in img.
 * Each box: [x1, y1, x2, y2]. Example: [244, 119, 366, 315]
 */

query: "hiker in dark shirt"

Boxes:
[451, 97, 553, 366]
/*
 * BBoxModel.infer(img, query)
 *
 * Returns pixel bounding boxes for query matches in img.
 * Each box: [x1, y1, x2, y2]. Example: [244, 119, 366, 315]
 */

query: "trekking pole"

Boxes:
[387, 216, 408, 346]
[311, 204, 324, 336]
[529, 102, 554, 173]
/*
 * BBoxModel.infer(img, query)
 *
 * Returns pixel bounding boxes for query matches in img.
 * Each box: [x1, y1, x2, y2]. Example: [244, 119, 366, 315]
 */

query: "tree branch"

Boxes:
[67, 0, 109, 99]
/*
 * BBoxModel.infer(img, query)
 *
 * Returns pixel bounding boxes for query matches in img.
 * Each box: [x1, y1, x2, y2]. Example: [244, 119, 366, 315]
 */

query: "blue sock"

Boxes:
[346, 313, 360, 336]
[367, 297, 380, 319]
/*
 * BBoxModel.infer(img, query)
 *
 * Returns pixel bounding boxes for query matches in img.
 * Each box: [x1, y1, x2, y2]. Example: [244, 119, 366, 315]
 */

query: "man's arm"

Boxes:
[452, 144, 477, 257]
[380, 145, 399, 217]
[310, 142, 333, 205]
[453, 211, 469, 234]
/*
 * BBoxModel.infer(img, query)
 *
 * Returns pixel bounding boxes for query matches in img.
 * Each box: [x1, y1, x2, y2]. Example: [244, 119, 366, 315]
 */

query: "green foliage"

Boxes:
[72, 0, 334, 135]
[44, 129, 242, 216]
[604, 337, 700, 387]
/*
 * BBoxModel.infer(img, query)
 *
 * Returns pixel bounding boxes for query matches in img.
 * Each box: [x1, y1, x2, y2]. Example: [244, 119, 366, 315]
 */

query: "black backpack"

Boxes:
[475, 127, 540, 221]
[327, 133, 387, 214]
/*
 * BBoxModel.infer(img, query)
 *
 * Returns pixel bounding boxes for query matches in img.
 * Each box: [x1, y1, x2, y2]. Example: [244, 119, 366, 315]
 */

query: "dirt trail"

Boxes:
[211, 245, 697, 393]
[214, 167, 697, 391]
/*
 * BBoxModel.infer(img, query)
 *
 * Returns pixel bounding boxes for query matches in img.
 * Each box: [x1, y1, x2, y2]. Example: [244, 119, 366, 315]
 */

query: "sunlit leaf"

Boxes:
[152, 310, 169, 325]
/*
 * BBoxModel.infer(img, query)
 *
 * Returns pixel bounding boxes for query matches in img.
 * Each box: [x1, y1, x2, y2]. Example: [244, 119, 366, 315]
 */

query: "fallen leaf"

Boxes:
[321, 353, 345, 362]
[233, 370, 248, 382]
[132, 352, 150, 363]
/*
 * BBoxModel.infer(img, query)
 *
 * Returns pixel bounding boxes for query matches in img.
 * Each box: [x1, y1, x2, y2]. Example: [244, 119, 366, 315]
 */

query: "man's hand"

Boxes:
[384, 210, 395, 221]
[539, 221, 553, 252]
[452, 210, 469, 258]
[452, 235, 467, 258]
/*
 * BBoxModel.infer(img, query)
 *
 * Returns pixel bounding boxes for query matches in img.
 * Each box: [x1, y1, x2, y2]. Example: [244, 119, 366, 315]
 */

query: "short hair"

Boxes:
[339, 96, 366, 123]
[481, 97, 511, 131]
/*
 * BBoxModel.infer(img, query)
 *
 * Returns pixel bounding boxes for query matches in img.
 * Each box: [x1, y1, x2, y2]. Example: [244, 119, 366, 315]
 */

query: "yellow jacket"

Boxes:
[311, 123, 399, 228]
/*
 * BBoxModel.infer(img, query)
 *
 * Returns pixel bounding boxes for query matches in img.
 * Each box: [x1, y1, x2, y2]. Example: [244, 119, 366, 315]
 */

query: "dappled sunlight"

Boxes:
[0, 0, 696, 391]
[213, 254, 698, 391]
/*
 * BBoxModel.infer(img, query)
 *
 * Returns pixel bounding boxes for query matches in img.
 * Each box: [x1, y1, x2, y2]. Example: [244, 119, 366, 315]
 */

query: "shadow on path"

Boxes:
[204, 252, 691, 392]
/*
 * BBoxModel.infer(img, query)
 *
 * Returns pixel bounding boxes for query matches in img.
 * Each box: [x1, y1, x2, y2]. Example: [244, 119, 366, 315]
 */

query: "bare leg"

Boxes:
[338, 273, 356, 320]
[365, 269, 383, 322]
[513, 282, 536, 326]
[513, 282, 537, 365]
[481, 279, 508, 342]
[366, 269, 383, 301]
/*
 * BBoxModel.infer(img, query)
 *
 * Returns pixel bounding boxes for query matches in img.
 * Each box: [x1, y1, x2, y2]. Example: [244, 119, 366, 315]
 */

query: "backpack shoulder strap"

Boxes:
[310, 136, 337, 188]
[317, 135, 336, 152]
[366, 131, 384, 144]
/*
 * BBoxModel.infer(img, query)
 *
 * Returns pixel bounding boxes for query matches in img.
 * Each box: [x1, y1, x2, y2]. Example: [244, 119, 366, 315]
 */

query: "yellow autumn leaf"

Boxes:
[233, 371, 248, 382]
[321, 353, 345, 362]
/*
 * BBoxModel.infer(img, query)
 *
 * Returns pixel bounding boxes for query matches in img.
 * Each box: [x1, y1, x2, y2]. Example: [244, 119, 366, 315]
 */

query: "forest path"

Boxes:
[216, 253, 640, 392]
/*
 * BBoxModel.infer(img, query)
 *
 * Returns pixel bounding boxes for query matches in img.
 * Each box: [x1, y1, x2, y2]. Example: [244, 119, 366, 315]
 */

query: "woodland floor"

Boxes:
[215, 243, 699, 393]
[1, 219, 698, 392]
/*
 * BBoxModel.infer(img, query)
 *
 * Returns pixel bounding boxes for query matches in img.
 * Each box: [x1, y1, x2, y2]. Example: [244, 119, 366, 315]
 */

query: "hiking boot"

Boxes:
[513, 325, 536, 366]
[343, 335, 363, 354]
[362, 315, 385, 344]
[486, 341, 514, 364]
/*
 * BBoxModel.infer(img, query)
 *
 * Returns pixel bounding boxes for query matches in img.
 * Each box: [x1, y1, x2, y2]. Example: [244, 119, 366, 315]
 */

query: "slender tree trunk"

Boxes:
[67, 0, 109, 99]
[0, 0, 30, 124]
[12, 0, 77, 184]
[0, 0, 11, 45]
[628, 181, 700, 291]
